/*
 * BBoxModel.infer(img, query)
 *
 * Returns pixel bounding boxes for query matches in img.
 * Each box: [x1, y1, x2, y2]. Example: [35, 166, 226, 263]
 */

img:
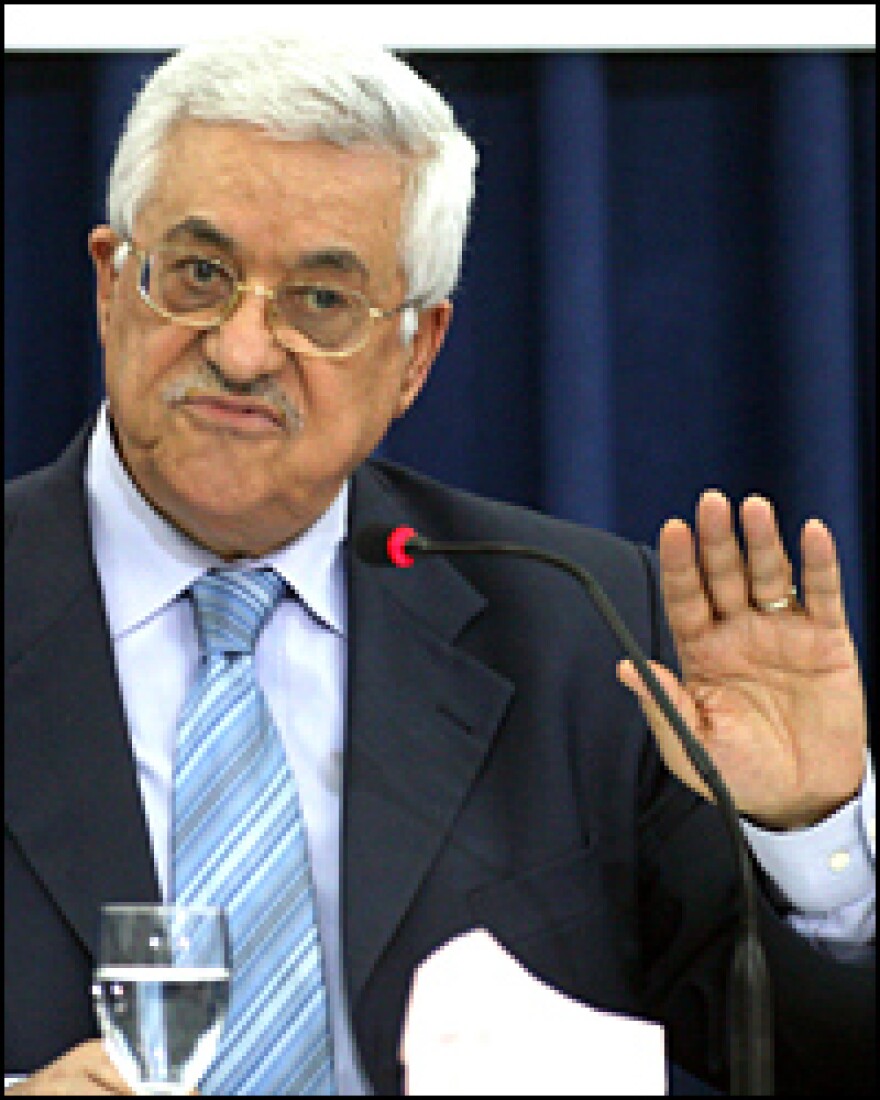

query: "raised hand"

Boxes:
[618, 489, 868, 829]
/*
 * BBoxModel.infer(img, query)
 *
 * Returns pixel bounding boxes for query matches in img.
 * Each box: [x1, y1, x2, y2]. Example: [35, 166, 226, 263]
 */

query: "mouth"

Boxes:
[177, 394, 289, 434]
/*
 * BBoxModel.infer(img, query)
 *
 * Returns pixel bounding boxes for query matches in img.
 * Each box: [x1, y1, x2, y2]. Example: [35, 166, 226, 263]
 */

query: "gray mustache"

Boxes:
[161, 360, 302, 433]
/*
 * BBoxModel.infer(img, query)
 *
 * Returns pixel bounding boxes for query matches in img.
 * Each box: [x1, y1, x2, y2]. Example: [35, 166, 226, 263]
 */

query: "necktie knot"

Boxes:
[191, 568, 285, 658]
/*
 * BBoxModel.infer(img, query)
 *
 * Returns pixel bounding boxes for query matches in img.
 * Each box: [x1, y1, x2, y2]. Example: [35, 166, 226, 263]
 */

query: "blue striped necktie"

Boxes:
[173, 567, 335, 1095]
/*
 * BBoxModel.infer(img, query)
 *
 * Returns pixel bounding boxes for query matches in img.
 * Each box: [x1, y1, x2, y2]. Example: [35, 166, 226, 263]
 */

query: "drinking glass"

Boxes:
[92, 904, 230, 1095]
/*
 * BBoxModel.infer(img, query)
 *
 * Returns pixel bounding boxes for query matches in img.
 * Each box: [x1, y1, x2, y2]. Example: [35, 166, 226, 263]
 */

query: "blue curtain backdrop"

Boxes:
[5, 51, 876, 724]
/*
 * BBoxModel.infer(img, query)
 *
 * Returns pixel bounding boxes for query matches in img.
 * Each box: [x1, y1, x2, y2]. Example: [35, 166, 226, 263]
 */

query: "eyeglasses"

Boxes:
[118, 239, 421, 358]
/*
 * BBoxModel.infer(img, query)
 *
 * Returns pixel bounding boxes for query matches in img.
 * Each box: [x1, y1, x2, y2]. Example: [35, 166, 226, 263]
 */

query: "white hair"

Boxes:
[106, 35, 478, 328]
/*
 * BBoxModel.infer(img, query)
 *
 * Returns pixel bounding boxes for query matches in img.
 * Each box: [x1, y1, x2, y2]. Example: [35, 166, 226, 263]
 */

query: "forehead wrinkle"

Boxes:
[145, 123, 406, 288]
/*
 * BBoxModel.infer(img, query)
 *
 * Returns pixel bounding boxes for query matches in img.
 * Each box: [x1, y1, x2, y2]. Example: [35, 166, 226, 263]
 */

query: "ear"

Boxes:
[87, 226, 125, 343]
[393, 300, 453, 419]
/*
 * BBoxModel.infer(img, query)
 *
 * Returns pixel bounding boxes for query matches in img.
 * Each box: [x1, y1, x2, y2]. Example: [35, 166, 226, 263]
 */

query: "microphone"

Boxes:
[354, 523, 774, 1095]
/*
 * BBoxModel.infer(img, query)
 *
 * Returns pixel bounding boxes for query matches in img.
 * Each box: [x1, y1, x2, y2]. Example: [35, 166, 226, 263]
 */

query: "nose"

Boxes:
[203, 283, 287, 380]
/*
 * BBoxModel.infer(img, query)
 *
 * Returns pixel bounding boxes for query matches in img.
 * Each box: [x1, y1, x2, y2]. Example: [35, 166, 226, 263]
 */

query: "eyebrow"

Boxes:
[162, 216, 237, 253]
[294, 249, 369, 282]
[159, 219, 370, 283]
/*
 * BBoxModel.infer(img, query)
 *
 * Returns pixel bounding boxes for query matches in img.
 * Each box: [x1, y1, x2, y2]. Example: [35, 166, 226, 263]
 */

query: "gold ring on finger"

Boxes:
[751, 583, 798, 613]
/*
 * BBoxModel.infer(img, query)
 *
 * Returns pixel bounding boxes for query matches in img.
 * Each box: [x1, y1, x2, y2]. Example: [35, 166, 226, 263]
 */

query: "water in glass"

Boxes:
[92, 905, 230, 1096]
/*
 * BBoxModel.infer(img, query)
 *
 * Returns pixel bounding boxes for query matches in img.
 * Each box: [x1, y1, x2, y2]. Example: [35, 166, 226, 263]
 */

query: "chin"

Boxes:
[183, 487, 273, 526]
[167, 447, 270, 501]
[152, 468, 271, 538]
[181, 504, 280, 560]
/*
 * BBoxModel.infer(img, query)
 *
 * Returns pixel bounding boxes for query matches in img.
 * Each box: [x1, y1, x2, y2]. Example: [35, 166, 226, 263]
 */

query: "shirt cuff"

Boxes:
[741, 752, 876, 915]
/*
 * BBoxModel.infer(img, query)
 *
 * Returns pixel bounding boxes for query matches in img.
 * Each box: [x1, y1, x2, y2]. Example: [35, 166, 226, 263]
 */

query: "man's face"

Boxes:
[89, 120, 450, 559]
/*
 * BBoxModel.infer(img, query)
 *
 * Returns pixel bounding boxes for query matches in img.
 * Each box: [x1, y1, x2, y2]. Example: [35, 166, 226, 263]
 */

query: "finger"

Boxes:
[696, 489, 749, 617]
[84, 1076, 132, 1096]
[85, 1069, 134, 1095]
[657, 517, 714, 643]
[739, 495, 795, 609]
[800, 517, 847, 628]
[74, 1041, 133, 1095]
[616, 658, 712, 803]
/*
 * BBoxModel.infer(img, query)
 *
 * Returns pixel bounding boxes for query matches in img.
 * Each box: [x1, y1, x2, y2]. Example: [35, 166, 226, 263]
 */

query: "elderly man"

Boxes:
[5, 35, 874, 1096]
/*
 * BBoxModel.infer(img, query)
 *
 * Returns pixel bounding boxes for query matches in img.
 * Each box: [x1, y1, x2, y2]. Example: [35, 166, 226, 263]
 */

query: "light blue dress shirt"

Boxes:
[82, 403, 875, 1093]
[85, 405, 369, 1093]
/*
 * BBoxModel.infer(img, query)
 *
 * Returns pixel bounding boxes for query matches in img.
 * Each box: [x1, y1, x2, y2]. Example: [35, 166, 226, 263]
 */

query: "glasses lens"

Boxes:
[142, 248, 235, 323]
[273, 284, 367, 353]
[137, 248, 372, 355]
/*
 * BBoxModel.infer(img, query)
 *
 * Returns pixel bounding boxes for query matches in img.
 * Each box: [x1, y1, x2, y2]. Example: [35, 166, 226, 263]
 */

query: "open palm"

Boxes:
[618, 491, 867, 829]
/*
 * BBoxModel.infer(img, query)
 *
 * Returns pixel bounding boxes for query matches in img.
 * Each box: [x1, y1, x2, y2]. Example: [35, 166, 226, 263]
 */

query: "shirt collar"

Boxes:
[85, 403, 347, 640]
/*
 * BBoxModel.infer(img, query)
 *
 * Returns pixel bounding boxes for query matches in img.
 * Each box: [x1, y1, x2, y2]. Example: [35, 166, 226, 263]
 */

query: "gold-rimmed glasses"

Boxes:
[117, 239, 421, 358]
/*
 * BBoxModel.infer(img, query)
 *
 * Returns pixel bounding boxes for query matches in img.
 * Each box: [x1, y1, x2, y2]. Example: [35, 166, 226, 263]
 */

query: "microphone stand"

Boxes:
[402, 534, 775, 1095]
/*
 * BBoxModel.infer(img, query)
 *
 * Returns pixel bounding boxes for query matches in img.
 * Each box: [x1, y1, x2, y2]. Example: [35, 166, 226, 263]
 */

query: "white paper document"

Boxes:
[401, 927, 667, 1095]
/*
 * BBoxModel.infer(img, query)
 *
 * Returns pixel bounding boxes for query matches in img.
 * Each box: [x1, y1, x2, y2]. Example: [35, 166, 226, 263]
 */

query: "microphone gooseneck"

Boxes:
[353, 522, 774, 1096]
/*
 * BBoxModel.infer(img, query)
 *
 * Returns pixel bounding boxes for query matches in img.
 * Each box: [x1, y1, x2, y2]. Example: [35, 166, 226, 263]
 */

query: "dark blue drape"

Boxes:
[5, 51, 875, 717]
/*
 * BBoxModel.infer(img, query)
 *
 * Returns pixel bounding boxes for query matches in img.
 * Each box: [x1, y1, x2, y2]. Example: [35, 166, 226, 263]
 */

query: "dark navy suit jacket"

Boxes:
[5, 425, 875, 1093]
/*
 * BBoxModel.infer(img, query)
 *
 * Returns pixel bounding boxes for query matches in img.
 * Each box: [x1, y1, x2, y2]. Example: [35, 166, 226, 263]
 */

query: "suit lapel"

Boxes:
[6, 444, 514, 1005]
[343, 466, 514, 1003]
[5, 428, 160, 962]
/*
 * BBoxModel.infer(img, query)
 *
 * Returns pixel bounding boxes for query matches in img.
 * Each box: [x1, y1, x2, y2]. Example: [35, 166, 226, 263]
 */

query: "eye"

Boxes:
[181, 256, 225, 285]
[302, 286, 349, 311]
[153, 251, 233, 313]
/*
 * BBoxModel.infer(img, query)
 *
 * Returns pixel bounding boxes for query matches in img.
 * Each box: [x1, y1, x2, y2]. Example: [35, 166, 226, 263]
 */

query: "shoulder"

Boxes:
[355, 458, 662, 645]
[5, 426, 96, 655]
[6, 460, 46, 526]
[360, 457, 653, 583]
[5, 428, 91, 546]
[6, 460, 62, 540]
[355, 456, 675, 688]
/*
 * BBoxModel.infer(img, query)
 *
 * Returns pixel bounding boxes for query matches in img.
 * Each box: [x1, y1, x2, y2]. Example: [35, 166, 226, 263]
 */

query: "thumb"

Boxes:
[616, 658, 713, 803]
